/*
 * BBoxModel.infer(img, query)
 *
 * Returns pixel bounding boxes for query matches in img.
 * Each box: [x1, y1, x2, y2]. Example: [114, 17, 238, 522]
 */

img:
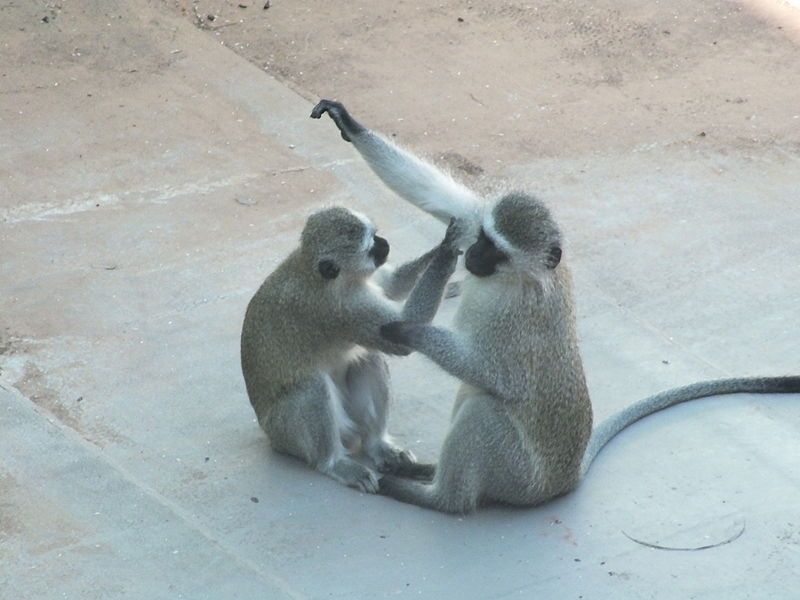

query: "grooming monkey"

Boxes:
[241, 207, 460, 492]
[312, 99, 800, 513]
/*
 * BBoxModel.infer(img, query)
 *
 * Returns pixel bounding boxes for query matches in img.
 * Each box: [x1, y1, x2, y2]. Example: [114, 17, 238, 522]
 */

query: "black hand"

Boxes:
[440, 218, 465, 258]
[380, 321, 414, 346]
[310, 99, 365, 143]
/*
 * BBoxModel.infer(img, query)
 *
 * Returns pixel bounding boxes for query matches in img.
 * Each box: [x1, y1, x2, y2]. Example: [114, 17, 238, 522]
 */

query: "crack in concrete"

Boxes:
[0, 165, 320, 224]
[1, 384, 306, 599]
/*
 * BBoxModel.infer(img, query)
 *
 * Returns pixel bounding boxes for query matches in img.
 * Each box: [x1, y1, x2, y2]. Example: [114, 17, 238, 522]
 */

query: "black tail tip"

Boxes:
[774, 376, 800, 393]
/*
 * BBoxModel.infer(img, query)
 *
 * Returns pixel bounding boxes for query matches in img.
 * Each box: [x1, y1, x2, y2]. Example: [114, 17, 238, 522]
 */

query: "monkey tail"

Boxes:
[579, 376, 800, 477]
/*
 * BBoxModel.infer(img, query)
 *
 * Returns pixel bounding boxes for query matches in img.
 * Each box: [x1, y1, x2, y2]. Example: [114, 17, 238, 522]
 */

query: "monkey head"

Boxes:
[301, 207, 389, 281]
[465, 193, 562, 279]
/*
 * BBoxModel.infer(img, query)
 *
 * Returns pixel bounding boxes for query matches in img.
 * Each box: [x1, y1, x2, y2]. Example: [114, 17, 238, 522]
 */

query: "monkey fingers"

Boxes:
[385, 461, 436, 482]
[440, 217, 465, 258]
[310, 99, 365, 142]
[382, 340, 413, 357]
[380, 321, 423, 347]
[376, 446, 416, 474]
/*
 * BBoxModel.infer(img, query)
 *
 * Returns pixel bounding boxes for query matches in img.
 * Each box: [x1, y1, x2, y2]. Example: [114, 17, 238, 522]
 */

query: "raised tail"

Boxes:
[580, 376, 800, 477]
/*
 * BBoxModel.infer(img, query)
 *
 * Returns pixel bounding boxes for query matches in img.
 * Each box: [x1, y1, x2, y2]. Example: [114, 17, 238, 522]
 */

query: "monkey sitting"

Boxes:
[312, 99, 800, 513]
[240, 207, 460, 493]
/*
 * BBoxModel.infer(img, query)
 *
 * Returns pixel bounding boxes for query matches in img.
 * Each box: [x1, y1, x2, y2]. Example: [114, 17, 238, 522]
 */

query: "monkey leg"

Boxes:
[449, 396, 552, 508]
[341, 352, 435, 480]
[379, 466, 478, 514]
[263, 374, 379, 493]
[379, 399, 492, 513]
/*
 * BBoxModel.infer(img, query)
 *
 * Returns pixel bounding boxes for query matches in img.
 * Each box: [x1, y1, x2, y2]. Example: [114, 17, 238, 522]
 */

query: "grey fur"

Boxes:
[380, 197, 592, 513]
[382, 196, 800, 513]
[311, 101, 800, 513]
[311, 100, 482, 248]
[241, 207, 459, 492]
[580, 375, 800, 476]
[493, 193, 558, 252]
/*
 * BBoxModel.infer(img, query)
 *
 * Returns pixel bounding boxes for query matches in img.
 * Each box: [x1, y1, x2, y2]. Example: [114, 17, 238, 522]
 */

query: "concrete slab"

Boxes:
[2, 1, 800, 599]
[0, 385, 294, 600]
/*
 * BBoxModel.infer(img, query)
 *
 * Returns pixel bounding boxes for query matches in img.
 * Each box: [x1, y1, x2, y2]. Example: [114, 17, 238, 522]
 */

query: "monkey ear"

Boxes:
[317, 259, 340, 280]
[545, 245, 562, 269]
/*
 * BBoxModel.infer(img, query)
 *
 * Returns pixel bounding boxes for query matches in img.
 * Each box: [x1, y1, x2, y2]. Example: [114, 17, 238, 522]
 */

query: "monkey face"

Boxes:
[467, 194, 563, 279]
[303, 207, 389, 280]
[465, 229, 508, 277]
[369, 235, 390, 267]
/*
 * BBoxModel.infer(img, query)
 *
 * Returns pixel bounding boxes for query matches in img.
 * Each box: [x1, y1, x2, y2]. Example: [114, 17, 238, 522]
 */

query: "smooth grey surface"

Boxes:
[1, 2, 799, 599]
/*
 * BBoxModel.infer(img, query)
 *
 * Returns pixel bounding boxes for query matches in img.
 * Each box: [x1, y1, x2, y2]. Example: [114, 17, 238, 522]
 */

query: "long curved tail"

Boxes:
[580, 376, 800, 477]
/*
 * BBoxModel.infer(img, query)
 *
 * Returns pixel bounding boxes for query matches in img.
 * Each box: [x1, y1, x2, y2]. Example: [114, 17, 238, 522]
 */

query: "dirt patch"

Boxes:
[0, 471, 84, 555]
[166, 0, 800, 167]
[13, 361, 128, 448]
[0, 472, 25, 538]
[436, 151, 484, 177]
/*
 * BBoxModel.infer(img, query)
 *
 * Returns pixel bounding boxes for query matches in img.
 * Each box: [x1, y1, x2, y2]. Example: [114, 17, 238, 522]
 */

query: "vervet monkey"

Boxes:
[312, 99, 800, 512]
[241, 207, 459, 492]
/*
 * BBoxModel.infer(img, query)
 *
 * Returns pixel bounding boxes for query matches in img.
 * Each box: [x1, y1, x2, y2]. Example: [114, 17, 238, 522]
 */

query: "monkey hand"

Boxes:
[380, 321, 424, 348]
[439, 217, 466, 259]
[310, 99, 365, 143]
[438, 217, 470, 259]
[382, 341, 413, 357]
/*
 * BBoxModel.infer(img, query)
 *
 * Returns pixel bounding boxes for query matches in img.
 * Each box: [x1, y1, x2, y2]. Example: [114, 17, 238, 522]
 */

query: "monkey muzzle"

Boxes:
[465, 233, 507, 277]
[370, 235, 390, 267]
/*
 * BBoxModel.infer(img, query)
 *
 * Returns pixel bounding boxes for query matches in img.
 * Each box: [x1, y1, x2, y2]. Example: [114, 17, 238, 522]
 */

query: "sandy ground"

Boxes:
[169, 0, 800, 163]
[2, 1, 800, 598]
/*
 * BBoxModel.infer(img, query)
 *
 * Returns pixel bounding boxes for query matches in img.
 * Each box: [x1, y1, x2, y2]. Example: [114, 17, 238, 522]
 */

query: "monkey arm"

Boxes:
[373, 245, 438, 301]
[311, 99, 481, 238]
[343, 252, 454, 358]
[376, 216, 462, 302]
[380, 322, 505, 398]
[400, 249, 458, 324]
[344, 296, 412, 357]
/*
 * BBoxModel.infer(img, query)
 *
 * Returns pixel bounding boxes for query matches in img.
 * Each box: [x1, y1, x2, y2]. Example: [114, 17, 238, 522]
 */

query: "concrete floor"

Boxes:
[2, 1, 800, 598]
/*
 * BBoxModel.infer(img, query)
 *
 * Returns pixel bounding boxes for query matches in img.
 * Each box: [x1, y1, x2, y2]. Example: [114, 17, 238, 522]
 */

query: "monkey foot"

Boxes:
[387, 461, 436, 481]
[327, 458, 380, 494]
[350, 469, 380, 494]
[376, 447, 435, 481]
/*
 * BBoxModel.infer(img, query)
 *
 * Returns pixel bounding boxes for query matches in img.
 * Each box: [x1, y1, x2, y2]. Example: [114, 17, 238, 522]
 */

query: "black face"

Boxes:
[369, 235, 390, 267]
[465, 229, 508, 277]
